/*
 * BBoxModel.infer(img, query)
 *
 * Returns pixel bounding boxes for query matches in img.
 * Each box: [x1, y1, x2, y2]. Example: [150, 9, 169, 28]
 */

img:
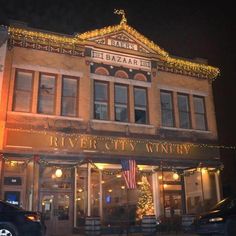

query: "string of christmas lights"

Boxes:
[0, 154, 224, 177]
[4, 127, 236, 150]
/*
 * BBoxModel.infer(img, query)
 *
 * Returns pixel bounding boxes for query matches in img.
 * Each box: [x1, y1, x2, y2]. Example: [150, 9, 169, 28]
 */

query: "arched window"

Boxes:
[134, 73, 147, 82]
[114, 70, 128, 79]
[95, 67, 109, 76]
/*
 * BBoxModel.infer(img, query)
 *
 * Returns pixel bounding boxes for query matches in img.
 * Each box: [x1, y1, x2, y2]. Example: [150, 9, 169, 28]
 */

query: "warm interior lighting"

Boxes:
[55, 168, 63, 178]
[158, 176, 162, 180]
[116, 174, 122, 178]
[78, 188, 83, 192]
[173, 173, 179, 180]
[201, 168, 207, 174]
[108, 189, 112, 193]
[121, 186, 125, 189]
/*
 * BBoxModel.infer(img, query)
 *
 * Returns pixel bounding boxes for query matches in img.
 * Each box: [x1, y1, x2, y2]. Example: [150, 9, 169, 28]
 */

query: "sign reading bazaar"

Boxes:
[91, 50, 151, 71]
[4, 128, 219, 160]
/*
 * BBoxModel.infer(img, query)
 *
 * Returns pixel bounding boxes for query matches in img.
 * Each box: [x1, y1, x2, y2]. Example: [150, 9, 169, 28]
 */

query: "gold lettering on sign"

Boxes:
[48, 135, 191, 156]
[184, 144, 191, 154]
[129, 142, 136, 151]
[161, 144, 168, 154]
[91, 139, 97, 149]
[146, 143, 154, 153]
[105, 142, 111, 150]
[50, 136, 59, 147]
[145, 142, 191, 155]
[69, 137, 77, 148]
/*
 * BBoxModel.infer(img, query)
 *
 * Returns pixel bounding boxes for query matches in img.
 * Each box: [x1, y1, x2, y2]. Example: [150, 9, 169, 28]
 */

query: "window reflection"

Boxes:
[76, 168, 87, 226]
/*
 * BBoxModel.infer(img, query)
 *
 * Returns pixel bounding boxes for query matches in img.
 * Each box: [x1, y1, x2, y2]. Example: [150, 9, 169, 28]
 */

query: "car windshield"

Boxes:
[211, 198, 236, 211]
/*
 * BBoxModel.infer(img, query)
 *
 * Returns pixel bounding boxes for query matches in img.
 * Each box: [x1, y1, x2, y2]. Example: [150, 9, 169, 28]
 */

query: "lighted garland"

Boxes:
[5, 127, 236, 150]
[0, 153, 224, 179]
[8, 23, 220, 79]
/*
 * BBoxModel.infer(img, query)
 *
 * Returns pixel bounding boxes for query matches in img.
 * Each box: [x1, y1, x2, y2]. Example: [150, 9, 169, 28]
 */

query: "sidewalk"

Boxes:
[65, 234, 197, 236]
[64, 232, 197, 236]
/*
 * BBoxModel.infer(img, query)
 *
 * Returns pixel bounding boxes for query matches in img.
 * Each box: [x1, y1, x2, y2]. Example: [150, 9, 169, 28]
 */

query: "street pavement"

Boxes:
[64, 233, 198, 236]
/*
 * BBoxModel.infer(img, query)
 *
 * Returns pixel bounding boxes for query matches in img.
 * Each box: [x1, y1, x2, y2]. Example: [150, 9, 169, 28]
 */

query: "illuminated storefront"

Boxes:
[0, 12, 221, 235]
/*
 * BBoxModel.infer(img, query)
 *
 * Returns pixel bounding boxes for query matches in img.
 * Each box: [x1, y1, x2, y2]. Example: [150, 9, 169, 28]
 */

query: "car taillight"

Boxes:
[25, 213, 40, 222]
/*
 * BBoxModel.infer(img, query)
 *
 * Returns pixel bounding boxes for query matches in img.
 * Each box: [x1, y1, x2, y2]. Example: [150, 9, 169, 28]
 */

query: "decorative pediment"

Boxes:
[78, 24, 165, 56]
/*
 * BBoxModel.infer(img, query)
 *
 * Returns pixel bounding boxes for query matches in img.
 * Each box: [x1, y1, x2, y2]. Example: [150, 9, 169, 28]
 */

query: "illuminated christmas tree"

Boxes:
[136, 176, 155, 220]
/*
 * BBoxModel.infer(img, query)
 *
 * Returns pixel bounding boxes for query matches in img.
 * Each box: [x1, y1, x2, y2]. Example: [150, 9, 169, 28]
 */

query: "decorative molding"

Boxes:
[8, 111, 84, 122]
[8, 26, 220, 79]
[90, 73, 151, 87]
[12, 64, 83, 78]
[9, 27, 84, 57]
[157, 84, 208, 96]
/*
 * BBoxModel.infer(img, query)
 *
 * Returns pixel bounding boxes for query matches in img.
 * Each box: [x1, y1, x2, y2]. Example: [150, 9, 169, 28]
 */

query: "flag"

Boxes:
[121, 159, 137, 189]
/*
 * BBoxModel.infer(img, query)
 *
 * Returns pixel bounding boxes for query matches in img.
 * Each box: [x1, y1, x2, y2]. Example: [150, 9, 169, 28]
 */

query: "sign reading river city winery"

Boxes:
[4, 129, 219, 160]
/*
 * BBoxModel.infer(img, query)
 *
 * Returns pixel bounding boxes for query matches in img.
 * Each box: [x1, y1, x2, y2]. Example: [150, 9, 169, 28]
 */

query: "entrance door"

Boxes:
[164, 191, 182, 217]
[41, 192, 73, 236]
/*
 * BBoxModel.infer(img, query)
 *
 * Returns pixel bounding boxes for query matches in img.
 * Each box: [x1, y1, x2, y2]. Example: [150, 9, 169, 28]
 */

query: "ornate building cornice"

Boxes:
[8, 25, 220, 79]
[8, 26, 84, 56]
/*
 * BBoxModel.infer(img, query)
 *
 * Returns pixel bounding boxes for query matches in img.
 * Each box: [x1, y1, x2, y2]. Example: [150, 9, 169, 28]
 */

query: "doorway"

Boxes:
[39, 166, 74, 236]
[40, 192, 73, 236]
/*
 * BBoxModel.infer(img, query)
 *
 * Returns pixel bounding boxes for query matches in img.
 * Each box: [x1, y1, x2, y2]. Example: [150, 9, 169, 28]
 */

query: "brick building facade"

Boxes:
[0, 19, 221, 235]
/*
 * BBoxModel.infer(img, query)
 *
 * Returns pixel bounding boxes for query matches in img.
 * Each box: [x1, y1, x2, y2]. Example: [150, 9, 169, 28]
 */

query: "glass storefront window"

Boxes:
[40, 167, 72, 190]
[4, 161, 26, 173]
[76, 168, 87, 226]
[91, 168, 100, 216]
[184, 169, 218, 214]
[102, 171, 128, 225]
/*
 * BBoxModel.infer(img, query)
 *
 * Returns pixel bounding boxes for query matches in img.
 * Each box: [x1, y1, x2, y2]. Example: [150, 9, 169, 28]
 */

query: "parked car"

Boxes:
[193, 197, 236, 235]
[0, 200, 45, 236]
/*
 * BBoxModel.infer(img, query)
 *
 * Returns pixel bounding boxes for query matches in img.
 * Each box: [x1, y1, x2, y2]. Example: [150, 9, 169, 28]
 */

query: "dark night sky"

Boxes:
[1, 0, 236, 193]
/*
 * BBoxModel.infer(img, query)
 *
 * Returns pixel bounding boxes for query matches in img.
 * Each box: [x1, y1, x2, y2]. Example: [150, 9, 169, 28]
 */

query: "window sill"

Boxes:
[160, 126, 211, 133]
[91, 119, 155, 128]
[8, 111, 84, 121]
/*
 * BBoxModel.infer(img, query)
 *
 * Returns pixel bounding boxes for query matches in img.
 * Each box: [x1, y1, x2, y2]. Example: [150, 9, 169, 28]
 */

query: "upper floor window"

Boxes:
[160, 91, 175, 127]
[13, 70, 33, 112]
[178, 93, 191, 129]
[194, 96, 207, 130]
[94, 81, 108, 120]
[38, 73, 56, 115]
[61, 76, 78, 117]
[115, 84, 128, 122]
[134, 87, 147, 124]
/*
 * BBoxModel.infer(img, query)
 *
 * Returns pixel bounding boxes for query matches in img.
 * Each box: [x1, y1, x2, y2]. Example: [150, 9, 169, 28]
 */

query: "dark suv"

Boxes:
[194, 197, 236, 235]
[0, 200, 45, 236]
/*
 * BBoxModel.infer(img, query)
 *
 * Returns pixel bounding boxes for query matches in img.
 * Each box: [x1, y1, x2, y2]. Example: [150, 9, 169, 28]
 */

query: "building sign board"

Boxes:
[91, 50, 151, 71]
[107, 38, 138, 51]
[4, 128, 220, 161]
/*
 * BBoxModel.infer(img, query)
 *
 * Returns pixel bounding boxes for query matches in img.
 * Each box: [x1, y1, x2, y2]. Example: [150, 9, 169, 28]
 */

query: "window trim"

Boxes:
[160, 90, 175, 127]
[193, 95, 208, 131]
[12, 69, 34, 113]
[61, 75, 79, 117]
[177, 93, 192, 129]
[134, 86, 149, 124]
[93, 80, 109, 120]
[114, 83, 129, 122]
[37, 72, 57, 115]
